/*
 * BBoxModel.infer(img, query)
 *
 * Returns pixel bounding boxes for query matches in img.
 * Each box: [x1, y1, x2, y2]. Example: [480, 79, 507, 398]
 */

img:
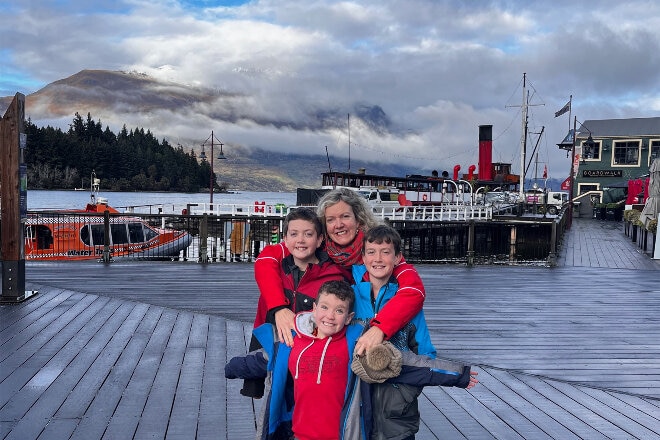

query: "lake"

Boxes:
[27, 190, 298, 214]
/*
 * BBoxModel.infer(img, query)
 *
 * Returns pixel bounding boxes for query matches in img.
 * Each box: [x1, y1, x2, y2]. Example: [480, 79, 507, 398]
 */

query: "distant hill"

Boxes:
[1, 70, 447, 191]
[213, 146, 418, 191]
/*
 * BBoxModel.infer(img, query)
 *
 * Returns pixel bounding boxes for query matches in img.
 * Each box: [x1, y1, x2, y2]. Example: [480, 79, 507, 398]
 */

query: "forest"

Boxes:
[24, 112, 222, 192]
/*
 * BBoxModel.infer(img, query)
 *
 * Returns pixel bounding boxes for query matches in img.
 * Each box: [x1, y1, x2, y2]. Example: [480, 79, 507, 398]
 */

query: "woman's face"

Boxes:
[324, 200, 360, 246]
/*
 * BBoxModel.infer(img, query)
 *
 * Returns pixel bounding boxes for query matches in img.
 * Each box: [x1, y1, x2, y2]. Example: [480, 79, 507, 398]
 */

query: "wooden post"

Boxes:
[466, 221, 475, 266]
[102, 210, 111, 263]
[199, 213, 208, 263]
[509, 225, 517, 262]
[1, 93, 37, 302]
[547, 220, 557, 267]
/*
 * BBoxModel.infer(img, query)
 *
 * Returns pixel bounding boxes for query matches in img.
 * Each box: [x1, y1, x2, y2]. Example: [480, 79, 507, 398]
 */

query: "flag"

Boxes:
[554, 100, 571, 117]
[543, 165, 548, 179]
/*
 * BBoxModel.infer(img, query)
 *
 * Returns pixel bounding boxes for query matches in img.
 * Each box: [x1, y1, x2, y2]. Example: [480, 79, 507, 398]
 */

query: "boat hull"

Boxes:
[25, 213, 192, 261]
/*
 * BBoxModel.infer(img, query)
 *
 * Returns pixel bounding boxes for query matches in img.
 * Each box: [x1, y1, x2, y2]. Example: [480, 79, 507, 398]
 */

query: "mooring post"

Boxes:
[101, 210, 112, 263]
[547, 220, 557, 267]
[1, 93, 38, 303]
[199, 213, 209, 263]
[509, 225, 517, 262]
[466, 221, 475, 266]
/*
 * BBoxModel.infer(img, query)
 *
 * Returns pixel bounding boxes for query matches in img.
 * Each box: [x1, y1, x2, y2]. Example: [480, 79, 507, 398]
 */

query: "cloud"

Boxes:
[4, 0, 660, 179]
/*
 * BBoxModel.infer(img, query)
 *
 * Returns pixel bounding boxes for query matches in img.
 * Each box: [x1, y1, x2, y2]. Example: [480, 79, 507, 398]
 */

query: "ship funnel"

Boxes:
[479, 125, 493, 181]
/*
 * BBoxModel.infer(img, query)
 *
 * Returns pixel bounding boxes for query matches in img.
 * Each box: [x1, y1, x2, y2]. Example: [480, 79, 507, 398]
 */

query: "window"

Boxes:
[111, 224, 129, 245]
[613, 140, 640, 165]
[144, 227, 158, 241]
[581, 140, 600, 160]
[128, 223, 145, 243]
[578, 183, 599, 195]
[90, 224, 105, 246]
[651, 140, 660, 164]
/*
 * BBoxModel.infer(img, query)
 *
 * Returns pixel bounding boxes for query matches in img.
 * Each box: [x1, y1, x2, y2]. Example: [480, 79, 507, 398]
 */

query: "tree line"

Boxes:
[24, 112, 225, 192]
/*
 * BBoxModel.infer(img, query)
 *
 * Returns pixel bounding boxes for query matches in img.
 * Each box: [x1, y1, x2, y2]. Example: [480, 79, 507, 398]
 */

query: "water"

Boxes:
[27, 190, 297, 214]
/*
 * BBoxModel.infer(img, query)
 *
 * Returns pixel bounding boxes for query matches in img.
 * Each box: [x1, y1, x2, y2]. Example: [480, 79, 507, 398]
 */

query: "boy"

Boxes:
[227, 280, 362, 440]
[352, 225, 437, 440]
[245, 207, 350, 398]
[227, 280, 477, 440]
[253, 207, 350, 333]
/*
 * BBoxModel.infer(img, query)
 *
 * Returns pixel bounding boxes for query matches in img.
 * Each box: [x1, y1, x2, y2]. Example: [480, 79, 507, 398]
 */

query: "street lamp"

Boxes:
[201, 130, 227, 207]
[557, 117, 594, 228]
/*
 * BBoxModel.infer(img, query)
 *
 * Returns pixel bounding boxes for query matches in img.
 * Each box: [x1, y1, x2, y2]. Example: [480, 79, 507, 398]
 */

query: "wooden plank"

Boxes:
[486, 368, 608, 439]
[1, 295, 122, 440]
[67, 304, 159, 439]
[225, 319, 259, 439]
[0, 294, 108, 413]
[197, 316, 228, 439]
[132, 311, 193, 439]
[164, 314, 209, 440]
[102, 308, 177, 439]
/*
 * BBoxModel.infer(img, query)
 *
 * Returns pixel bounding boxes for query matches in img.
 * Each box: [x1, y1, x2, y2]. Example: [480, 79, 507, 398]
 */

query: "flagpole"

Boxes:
[567, 95, 572, 133]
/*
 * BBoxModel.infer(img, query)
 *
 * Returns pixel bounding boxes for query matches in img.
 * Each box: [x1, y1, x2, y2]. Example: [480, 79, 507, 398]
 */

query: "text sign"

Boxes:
[582, 170, 622, 178]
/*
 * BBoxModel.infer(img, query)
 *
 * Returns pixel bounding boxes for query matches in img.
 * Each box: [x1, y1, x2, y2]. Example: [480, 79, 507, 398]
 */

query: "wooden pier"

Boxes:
[1, 217, 660, 439]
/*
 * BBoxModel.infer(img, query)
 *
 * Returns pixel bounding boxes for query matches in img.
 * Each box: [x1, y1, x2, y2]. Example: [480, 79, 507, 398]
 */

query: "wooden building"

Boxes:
[573, 116, 660, 198]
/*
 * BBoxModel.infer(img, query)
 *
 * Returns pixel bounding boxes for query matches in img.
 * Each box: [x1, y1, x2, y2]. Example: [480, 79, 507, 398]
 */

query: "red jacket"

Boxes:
[253, 243, 350, 327]
[288, 313, 350, 440]
[253, 242, 425, 338]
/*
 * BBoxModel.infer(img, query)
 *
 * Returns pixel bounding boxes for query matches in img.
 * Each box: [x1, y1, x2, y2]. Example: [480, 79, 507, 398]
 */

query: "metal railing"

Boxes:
[22, 205, 569, 265]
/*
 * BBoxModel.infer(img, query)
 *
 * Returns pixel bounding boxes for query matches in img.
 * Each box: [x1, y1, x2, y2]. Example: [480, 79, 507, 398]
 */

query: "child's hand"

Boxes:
[466, 371, 479, 389]
[354, 326, 385, 356]
[274, 308, 296, 347]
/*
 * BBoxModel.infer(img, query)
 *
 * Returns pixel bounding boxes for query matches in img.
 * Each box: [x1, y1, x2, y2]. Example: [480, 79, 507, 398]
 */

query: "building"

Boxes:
[570, 117, 660, 201]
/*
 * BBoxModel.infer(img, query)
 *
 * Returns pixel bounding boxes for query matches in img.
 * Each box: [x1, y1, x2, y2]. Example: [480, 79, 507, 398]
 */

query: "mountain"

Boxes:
[1, 70, 426, 191]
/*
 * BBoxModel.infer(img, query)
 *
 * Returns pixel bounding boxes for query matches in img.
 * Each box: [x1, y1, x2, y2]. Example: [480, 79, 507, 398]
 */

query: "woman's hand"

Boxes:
[274, 308, 296, 347]
[354, 326, 385, 356]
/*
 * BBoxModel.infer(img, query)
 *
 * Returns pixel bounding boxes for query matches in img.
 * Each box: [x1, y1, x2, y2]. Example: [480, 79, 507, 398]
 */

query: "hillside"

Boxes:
[2, 70, 434, 191]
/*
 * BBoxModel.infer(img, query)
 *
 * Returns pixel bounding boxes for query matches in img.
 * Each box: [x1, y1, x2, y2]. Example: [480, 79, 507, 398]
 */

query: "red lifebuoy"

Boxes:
[182, 208, 188, 215]
[422, 194, 428, 201]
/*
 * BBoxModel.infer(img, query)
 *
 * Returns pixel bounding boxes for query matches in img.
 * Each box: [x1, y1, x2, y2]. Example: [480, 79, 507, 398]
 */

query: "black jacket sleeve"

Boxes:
[224, 351, 268, 379]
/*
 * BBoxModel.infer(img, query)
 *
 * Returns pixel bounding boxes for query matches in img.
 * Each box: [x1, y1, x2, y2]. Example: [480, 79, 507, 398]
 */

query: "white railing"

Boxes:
[372, 205, 493, 221]
[188, 202, 293, 217]
[188, 202, 493, 221]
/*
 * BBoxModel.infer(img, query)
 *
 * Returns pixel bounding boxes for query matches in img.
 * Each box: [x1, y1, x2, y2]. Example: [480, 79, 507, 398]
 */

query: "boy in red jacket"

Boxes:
[243, 207, 350, 398]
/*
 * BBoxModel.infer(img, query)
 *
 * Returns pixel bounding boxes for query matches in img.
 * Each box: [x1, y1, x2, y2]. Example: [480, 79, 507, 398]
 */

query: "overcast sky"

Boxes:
[3, 0, 660, 180]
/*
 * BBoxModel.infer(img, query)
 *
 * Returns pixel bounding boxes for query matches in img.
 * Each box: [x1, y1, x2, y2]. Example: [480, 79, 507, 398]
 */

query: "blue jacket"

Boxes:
[352, 264, 436, 358]
[225, 317, 367, 439]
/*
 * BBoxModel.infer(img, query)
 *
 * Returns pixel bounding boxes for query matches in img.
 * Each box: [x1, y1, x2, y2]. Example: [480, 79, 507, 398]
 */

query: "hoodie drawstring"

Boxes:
[293, 336, 334, 384]
[317, 336, 332, 384]
[294, 340, 316, 379]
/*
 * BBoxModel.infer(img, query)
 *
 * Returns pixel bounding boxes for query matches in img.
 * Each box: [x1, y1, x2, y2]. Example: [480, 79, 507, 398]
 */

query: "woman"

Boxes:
[254, 188, 425, 354]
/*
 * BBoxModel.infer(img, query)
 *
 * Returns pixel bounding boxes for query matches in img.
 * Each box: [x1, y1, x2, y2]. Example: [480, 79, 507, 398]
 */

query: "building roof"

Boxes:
[577, 117, 660, 139]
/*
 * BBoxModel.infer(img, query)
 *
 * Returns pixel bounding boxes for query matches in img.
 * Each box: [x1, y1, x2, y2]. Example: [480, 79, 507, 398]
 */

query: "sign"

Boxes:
[582, 169, 622, 178]
[560, 176, 571, 191]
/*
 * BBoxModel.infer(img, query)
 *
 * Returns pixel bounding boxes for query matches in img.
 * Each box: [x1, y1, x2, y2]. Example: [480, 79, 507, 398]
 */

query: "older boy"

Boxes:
[244, 207, 350, 398]
[352, 225, 438, 440]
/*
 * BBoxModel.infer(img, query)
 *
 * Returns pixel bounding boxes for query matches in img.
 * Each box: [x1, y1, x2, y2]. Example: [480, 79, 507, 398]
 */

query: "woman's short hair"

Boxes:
[316, 188, 380, 233]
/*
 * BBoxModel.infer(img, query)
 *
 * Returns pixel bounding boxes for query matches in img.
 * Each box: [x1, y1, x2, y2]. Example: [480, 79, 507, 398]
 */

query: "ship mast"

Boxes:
[519, 73, 528, 199]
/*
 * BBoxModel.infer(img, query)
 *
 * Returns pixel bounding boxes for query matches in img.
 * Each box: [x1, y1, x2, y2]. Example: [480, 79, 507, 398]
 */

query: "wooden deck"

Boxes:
[2, 217, 660, 439]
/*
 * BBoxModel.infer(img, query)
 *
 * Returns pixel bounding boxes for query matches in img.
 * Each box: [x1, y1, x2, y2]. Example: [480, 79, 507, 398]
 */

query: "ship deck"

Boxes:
[2, 217, 660, 439]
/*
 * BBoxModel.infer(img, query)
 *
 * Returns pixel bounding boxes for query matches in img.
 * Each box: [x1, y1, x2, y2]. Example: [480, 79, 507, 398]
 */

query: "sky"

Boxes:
[3, 0, 660, 181]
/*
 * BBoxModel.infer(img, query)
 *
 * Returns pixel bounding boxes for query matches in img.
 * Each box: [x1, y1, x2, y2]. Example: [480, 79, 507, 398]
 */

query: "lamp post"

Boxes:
[563, 117, 596, 228]
[200, 130, 226, 208]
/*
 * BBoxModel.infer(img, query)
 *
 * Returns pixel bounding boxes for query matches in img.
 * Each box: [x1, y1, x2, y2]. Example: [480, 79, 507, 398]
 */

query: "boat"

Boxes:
[25, 177, 192, 261]
[297, 124, 520, 209]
